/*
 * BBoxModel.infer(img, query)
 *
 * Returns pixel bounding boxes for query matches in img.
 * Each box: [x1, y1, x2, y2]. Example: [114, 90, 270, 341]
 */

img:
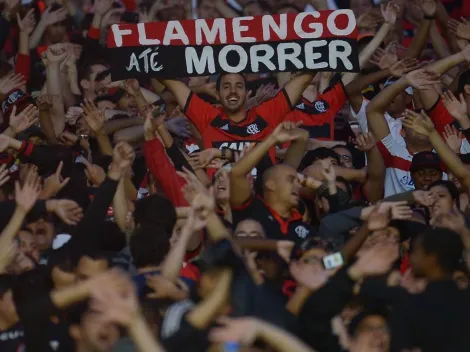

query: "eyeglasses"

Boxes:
[339, 154, 352, 163]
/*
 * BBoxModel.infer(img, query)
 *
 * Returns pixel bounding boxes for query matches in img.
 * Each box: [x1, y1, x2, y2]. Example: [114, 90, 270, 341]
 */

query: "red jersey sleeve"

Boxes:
[183, 92, 221, 133]
[320, 82, 347, 113]
[143, 139, 188, 207]
[15, 54, 30, 82]
[427, 98, 453, 135]
[253, 88, 293, 126]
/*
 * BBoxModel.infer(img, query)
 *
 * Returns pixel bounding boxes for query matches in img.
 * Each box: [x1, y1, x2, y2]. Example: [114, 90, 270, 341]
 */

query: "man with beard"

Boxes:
[161, 72, 315, 176]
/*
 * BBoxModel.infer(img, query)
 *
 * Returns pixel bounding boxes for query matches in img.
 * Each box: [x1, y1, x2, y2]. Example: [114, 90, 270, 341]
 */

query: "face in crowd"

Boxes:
[216, 74, 248, 114]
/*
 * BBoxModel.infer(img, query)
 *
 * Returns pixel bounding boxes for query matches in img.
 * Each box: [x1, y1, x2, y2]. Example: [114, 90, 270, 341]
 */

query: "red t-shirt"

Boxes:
[285, 82, 347, 140]
[183, 89, 293, 160]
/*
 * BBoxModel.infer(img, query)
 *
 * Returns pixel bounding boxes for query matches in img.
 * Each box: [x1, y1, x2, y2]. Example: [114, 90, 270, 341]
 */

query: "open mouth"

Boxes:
[228, 95, 239, 103]
[217, 185, 226, 191]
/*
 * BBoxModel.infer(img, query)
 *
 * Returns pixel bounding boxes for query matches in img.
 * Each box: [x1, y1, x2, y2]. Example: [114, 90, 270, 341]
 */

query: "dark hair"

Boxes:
[78, 249, 111, 266]
[216, 73, 247, 91]
[77, 60, 109, 93]
[299, 148, 340, 171]
[134, 194, 177, 233]
[130, 226, 170, 268]
[428, 180, 460, 209]
[457, 70, 470, 95]
[0, 275, 13, 298]
[348, 309, 388, 336]
[415, 228, 464, 274]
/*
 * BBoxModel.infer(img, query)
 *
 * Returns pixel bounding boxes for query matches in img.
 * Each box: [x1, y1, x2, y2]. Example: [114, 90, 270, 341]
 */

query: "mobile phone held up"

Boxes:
[322, 252, 344, 270]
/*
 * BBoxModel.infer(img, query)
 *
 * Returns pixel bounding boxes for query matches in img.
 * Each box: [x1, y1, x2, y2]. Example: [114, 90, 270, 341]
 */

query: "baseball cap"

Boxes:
[410, 151, 442, 173]
[384, 78, 413, 95]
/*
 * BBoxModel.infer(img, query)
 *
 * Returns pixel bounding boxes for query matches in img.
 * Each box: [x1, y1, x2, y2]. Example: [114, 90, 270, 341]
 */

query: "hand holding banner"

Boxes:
[108, 11, 359, 79]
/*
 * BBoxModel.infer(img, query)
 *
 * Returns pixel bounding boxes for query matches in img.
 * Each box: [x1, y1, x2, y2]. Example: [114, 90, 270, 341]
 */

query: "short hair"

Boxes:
[130, 226, 170, 268]
[428, 180, 460, 209]
[216, 73, 247, 91]
[77, 59, 109, 83]
[244, 0, 272, 12]
[0, 275, 13, 298]
[348, 309, 388, 336]
[415, 228, 464, 274]
[78, 249, 111, 267]
[134, 194, 177, 233]
[299, 148, 340, 171]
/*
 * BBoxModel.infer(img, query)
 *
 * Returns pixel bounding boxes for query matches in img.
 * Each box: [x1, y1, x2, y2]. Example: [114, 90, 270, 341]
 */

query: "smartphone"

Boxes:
[152, 104, 167, 117]
[322, 252, 344, 270]
[21, 0, 33, 5]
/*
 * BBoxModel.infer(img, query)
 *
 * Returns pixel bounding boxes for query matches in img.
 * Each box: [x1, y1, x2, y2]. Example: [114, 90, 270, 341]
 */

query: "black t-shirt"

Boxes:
[232, 196, 313, 244]
[0, 322, 25, 352]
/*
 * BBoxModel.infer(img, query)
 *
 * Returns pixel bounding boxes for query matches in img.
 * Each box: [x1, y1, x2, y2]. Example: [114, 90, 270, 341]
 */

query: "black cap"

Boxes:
[410, 151, 442, 173]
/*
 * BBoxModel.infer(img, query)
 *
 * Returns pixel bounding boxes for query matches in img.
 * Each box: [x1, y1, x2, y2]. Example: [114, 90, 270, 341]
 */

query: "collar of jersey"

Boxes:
[257, 196, 303, 235]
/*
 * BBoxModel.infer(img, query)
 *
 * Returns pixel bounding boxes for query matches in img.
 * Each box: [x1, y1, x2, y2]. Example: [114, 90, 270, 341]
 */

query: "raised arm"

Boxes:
[417, 45, 470, 110]
[160, 79, 192, 110]
[403, 109, 470, 191]
[230, 122, 301, 206]
[404, 0, 436, 59]
[366, 69, 440, 140]
[284, 73, 315, 106]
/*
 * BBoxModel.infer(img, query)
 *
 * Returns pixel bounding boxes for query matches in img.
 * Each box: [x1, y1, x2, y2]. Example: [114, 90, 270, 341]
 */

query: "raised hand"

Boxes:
[94, 0, 114, 16]
[165, 116, 192, 139]
[47, 199, 83, 225]
[36, 94, 53, 112]
[44, 44, 67, 66]
[290, 257, 329, 290]
[441, 91, 468, 122]
[112, 142, 135, 171]
[15, 169, 41, 213]
[413, 189, 437, 207]
[354, 132, 376, 152]
[389, 58, 422, 77]
[0, 73, 26, 95]
[460, 44, 470, 62]
[65, 106, 84, 125]
[81, 99, 105, 133]
[42, 161, 70, 198]
[402, 109, 435, 136]
[58, 131, 79, 146]
[320, 159, 336, 183]
[82, 159, 106, 186]
[9, 105, 39, 135]
[246, 83, 278, 109]
[443, 124, 462, 154]
[17, 9, 36, 35]
[121, 79, 140, 96]
[448, 18, 470, 41]
[381, 1, 400, 24]
[419, 0, 436, 18]
[271, 122, 302, 144]
[190, 148, 220, 170]
[367, 204, 391, 231]
[351, 242, 399, 277]
[41, 6, 68, 26]
[405, 69, 441, 90]
[370, 43, 398, 70]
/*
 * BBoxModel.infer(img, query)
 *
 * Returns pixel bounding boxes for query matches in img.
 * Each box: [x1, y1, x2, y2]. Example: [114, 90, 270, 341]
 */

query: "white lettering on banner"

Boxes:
[262, 14, 287, 41]
[195, 19, 227, 45]
[111, 11, 357, 48]
[127, 48, 163, 73]
[250, 44, 276, 72]
[219, 45, 249, 73]
[277, 43, 303, 70]
[305, 40, 328, 69]
[163, 21, 190, 45]
[138, 23, 160, 45]
[232, 17, 256, 43]
[186, 47, 216, 75]
[111, 24, 132, 47]
[327, 10, 356, 36]
[294, 12, 323, 39]
[329, 40, 353, 70]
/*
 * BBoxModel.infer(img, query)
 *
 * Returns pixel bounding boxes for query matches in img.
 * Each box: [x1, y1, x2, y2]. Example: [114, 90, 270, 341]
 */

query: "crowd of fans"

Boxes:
[0, 0, 469, 351]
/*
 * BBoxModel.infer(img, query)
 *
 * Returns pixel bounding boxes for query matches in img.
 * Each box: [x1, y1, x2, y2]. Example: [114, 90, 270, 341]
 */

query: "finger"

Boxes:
[60, 177, 70, 190]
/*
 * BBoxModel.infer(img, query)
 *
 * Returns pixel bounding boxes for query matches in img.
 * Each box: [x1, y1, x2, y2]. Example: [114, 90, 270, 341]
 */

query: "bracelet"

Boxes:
[424, 15, 435, 20]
